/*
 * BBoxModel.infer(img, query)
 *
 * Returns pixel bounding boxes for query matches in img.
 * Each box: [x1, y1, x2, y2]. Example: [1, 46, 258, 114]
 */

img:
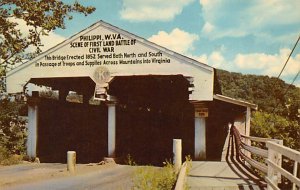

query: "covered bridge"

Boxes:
[6, 21, 257, 165]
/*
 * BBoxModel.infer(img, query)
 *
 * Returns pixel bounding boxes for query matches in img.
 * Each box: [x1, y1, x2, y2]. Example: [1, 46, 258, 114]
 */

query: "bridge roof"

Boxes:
[213, 94, 258, 110]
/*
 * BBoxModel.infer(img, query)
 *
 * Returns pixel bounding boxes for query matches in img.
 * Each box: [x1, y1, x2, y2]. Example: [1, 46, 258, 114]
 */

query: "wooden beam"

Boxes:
[241, 135, 281, 143]
[266, 142, 300, 163]
[265, 177, 280, 190]
[240, 152, 268, 174]
[267, 159, 300, 187]
[241, 142, 268, 158]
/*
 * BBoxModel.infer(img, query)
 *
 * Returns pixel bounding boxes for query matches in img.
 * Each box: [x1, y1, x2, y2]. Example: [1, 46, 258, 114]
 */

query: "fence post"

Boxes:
[173, 139, 182, 174]
[292, 161, 298, 190]
[245, 107, 251, 159]
[277, 140, 283, 184]
[267, 142, 281, 190]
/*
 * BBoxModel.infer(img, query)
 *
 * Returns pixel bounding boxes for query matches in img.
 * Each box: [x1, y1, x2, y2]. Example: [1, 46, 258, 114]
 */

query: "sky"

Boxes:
[38, 0, 300, 86]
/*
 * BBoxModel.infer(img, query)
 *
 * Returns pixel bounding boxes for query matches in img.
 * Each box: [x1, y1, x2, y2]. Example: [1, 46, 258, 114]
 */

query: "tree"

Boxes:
[0, 99, 27, 164]
[216, 69, 300, 118]
[0, 0, 95, 92]
[251, 111, 300, 188]
[251, 111, 300, 150]
[216, 69, 300, 149]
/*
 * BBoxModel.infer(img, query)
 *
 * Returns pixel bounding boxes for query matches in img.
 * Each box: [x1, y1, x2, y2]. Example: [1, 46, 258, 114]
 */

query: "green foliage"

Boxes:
[217, 69, 300, 188]
[251, 112, 300, 188]
[0, 99, 27, 164]
[0, 146, 23, 165]
[0, 0, 95, 91]
[132, 161, 177, 190]
[125, 154, 136, 166]
[185, 155, 192, 174]
[251, 111, 300, 150]
[0, 146, 10, 161]
[216, 69, 300, 150]
[184, 155, 192, 190]
[216, 69, 300, 119]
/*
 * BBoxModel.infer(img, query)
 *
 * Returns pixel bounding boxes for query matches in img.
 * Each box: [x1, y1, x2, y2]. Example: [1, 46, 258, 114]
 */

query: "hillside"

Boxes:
[216, 69, 300, 121]
[215, 69, 300, 152]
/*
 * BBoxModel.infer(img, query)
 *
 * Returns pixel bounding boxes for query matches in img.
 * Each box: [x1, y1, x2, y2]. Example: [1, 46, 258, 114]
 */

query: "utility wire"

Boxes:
[276, 35, 300, 80]
[271, 35, 300, 114]
[281, 69, 300, 97]
[270, 68, 300, 117]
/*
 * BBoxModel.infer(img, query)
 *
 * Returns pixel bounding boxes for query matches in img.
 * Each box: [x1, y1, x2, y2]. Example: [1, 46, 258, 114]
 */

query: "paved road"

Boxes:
[2, 164, 135, 190]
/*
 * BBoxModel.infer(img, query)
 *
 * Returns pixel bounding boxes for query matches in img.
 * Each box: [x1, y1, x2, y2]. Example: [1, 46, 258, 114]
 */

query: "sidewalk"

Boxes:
[186, 133, 266, 190]
[186, 161, 264, 190]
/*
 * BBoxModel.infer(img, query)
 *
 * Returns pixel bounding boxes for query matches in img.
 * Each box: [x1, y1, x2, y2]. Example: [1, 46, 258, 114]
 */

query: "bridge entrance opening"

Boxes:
[109, 75, 194, 165]
[206, 99, 245, 160]
[27, 77, 108, 163]
[26, 75, 195, 165]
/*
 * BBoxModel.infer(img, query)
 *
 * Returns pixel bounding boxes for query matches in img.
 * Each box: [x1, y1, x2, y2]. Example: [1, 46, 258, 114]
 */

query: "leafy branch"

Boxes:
[0, 0, 95, 92]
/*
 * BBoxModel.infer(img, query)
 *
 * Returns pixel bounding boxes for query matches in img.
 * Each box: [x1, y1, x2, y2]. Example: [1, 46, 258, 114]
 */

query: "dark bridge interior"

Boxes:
[35, 75, 194, 165]
[37, 100, 108, 163]
[109, 75, 194, 165]
[206, 100, 246, 161]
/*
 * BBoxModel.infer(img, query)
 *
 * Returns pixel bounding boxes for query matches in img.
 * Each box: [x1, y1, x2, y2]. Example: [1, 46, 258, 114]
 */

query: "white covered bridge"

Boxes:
[6, 20, 299, 189]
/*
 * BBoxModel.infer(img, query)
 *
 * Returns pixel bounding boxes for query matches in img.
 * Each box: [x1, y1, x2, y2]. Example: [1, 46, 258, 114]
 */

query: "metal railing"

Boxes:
[232, 126, 300, 190]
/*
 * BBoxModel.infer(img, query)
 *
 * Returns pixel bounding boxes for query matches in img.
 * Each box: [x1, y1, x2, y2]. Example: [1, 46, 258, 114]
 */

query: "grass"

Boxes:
[125, 154, 136, 166]
[123, 154, 193, 190]
[0, 146, 23, 166]
[183, 155, 192, 190]
[132, 161, 177, 190]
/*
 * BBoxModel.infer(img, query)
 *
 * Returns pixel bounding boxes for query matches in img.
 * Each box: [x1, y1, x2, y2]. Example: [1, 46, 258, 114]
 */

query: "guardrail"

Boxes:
[266, 141, 300, 190]
[232, 126, 300, 190]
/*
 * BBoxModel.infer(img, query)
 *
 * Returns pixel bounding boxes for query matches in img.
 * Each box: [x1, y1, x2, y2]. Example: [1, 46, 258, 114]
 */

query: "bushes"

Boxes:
[132, 156, 192, 190]
[0, 99, 27, 165]
[0, 146, 23, 165]
[251, 111, 300, 150]
[132, 161, 177, 190]
[251, 111, 300, 188]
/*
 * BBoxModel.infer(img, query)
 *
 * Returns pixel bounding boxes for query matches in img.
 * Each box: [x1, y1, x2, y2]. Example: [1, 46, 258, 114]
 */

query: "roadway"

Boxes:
[0, 163, 135, 190]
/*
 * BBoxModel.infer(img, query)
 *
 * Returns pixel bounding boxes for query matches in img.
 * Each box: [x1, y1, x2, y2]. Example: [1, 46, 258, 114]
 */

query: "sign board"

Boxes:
[93, 66, 110, 100]
[195, 107, 208, 118]
[6, 21, 214, 101]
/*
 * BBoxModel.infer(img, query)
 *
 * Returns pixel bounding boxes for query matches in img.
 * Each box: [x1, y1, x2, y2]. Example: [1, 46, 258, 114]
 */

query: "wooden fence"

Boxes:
[232, 126, 300, 190]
